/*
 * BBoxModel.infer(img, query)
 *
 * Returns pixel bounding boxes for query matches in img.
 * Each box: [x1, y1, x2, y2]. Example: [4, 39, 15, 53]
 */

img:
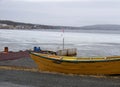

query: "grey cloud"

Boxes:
[0, 1, 120, 26]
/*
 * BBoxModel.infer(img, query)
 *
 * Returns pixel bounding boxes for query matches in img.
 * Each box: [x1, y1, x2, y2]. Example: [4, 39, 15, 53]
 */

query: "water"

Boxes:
[0, 29, 120, 57]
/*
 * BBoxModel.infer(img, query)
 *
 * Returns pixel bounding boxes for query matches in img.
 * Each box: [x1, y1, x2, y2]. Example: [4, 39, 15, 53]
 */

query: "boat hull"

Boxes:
[30, 53, 120, 75]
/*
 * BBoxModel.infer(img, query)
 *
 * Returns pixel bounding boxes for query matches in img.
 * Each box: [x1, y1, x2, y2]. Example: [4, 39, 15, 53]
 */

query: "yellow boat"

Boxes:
[30, 52, 120, 75]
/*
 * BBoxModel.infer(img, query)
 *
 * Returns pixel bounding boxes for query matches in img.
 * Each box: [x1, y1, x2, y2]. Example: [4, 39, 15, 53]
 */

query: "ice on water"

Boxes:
[0, 29, 120, 57]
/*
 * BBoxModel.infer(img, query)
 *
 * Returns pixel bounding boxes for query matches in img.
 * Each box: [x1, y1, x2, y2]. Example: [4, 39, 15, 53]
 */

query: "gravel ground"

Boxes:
[0, 70, 120, 87]
[0, 57, 120, 87]
[0, 57, 37, 68]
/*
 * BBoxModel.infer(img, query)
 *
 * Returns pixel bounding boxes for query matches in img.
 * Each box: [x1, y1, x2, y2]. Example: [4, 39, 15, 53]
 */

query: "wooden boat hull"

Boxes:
[30, 52, 120, 75]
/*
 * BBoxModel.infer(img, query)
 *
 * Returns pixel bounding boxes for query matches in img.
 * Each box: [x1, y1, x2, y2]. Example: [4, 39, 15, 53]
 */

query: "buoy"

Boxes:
[4, 47, 8, 53]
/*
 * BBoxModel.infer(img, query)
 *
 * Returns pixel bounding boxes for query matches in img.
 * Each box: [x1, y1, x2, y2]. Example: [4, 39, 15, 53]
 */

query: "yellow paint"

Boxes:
[30, 52, 120, 75]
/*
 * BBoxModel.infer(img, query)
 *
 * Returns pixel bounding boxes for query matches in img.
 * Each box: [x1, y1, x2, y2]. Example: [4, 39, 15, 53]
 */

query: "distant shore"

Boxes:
[0, 20, 79, 29]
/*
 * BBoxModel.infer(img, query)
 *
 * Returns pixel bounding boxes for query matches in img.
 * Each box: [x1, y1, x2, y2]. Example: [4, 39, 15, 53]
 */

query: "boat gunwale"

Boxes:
[30, 52, 120, 63]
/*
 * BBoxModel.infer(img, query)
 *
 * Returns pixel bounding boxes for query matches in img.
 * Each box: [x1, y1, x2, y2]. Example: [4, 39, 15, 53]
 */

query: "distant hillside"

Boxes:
[80, 24, 120, 30]
[0, 20, 78, 29]
[0, 20, 120, 30]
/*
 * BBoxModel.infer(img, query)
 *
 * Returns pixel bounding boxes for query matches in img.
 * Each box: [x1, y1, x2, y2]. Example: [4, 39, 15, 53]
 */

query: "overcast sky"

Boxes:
[0, 0, 120, 26]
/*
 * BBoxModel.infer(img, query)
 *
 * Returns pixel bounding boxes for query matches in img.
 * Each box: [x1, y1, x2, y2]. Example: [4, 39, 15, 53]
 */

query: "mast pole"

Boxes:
[63, 37, 64, 50]
[62, 29, 64, 50]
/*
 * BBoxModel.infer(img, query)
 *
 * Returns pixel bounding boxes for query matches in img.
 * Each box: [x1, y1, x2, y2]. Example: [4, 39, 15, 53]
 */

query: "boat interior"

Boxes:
[31, 52, 120, 61]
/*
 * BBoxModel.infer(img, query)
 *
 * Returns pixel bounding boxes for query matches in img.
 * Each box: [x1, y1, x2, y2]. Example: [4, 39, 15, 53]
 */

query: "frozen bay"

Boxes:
[0, 29, 120, 57]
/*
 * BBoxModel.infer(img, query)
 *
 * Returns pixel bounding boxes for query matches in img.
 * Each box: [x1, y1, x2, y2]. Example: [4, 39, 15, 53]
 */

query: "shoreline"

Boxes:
[0, 65, 120, 79]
